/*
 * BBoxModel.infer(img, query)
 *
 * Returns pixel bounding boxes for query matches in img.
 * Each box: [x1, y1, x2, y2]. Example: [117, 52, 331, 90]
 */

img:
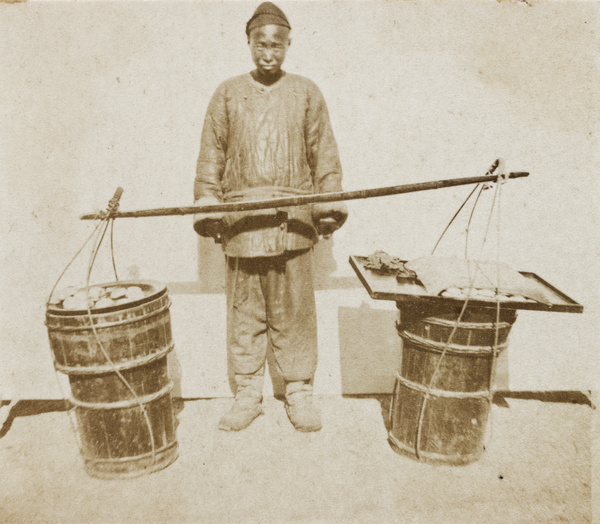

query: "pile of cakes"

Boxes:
[49, 285, 147, 310]
[440, 286, 535, 302]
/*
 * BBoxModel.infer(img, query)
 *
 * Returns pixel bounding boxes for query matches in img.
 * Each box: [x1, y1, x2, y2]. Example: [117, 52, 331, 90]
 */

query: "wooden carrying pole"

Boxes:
[80, 171, 529, 220]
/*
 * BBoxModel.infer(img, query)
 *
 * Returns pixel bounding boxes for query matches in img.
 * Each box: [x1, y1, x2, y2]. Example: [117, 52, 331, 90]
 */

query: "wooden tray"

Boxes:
[349, 256, 583, 313]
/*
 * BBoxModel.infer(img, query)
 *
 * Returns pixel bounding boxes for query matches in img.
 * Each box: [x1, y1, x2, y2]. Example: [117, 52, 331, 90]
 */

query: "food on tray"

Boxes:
[363, 254, 546, 304]
[54, 286, 78, 302]
[365, 251, 418, 280]
[440, 286, 463, 298]
[109, 287, 127, 299]
[125, 286, 145, 300]
[440, 287, 536, 302]
[395, 266, 418, 280]
[404, 256, 552, 305]
[47, 295, 62, 306]
[50, 284, 149, 310]
[72, 289, 90, 302]
[93, 297, 115, 308]
[364, 251, 404, 272]
[62, 296, 90, 310]
[87, 286, 105, 300]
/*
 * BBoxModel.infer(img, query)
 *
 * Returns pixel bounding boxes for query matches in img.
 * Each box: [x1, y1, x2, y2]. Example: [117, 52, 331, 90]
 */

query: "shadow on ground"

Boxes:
[0, 398, 186, 440]
[342, 390, 595, 434]
[1, 391, 592, 441]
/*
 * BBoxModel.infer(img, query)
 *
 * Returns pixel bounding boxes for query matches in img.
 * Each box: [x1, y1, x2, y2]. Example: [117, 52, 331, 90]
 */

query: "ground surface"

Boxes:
[0, 396, 593, 523]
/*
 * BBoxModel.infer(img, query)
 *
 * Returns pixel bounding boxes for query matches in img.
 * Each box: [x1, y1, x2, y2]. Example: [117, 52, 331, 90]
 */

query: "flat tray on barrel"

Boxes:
[349, 256, 583, 313]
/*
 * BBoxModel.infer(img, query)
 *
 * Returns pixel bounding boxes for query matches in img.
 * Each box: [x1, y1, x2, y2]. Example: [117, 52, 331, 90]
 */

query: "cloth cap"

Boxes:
[246, 2, 291, 36]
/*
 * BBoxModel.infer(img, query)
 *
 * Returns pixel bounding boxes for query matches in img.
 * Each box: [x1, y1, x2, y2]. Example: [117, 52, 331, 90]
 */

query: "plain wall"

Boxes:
[1, 1, 598, 399]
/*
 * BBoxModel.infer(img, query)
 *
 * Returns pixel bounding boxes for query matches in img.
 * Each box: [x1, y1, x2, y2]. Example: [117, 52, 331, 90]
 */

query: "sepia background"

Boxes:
[1, 0, 598, 401]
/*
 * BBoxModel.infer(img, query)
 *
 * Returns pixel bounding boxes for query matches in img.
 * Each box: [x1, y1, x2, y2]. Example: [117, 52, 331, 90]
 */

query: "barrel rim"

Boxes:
[46, 280, 167, 317]
[46, 296, 171, 331]
[402, 316, 515, 331]
[397, 325, 508, 356]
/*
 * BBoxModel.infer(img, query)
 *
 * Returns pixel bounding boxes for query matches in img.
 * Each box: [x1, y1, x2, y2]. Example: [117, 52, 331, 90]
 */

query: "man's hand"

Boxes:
[202, 218, 224, 242]
[312, 201, 348, 238]
[317, 217, 339, 239]
[193, 196, 226, 242]
[194, 214, 224, 242]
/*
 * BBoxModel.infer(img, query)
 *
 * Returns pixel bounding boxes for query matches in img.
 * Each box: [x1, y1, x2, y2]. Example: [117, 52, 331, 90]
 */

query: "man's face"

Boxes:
[248, 25, 290, 78]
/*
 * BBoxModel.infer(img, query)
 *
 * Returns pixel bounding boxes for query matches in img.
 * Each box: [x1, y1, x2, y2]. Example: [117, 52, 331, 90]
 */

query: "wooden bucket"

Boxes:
[46, 281, 179, 479]
[389, 301, 516, 465]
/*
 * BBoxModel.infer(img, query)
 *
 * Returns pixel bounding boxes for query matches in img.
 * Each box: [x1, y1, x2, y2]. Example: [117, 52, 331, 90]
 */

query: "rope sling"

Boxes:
[46, 188, 158, 469]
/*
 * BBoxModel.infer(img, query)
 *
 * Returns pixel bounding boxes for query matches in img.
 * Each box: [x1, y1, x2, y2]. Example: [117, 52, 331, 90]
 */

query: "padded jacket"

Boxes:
[194, 72, 343, 258]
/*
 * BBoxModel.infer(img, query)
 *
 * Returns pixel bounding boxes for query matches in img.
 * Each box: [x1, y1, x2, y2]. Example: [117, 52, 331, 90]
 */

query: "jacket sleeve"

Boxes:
[193, 84, 229, 202]
[305, 83, 344, 194]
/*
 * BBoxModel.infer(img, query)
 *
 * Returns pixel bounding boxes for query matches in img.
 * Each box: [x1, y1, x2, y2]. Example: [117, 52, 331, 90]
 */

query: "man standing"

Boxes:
[193, 2, 347, 432]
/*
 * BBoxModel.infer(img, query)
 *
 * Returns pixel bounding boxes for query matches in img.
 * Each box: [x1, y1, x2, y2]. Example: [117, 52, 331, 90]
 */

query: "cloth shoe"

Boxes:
[218, 373, 264, 431]
[284, 381, 322, 432]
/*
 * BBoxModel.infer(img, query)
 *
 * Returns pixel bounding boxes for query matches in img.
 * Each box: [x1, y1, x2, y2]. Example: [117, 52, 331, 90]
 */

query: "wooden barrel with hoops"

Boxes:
[389, 301, 517, 465]
[45, 281, 179, 479]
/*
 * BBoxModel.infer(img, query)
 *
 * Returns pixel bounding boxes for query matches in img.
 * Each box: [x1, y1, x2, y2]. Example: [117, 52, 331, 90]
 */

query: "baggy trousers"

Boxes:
[226, 248, 318, 382]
